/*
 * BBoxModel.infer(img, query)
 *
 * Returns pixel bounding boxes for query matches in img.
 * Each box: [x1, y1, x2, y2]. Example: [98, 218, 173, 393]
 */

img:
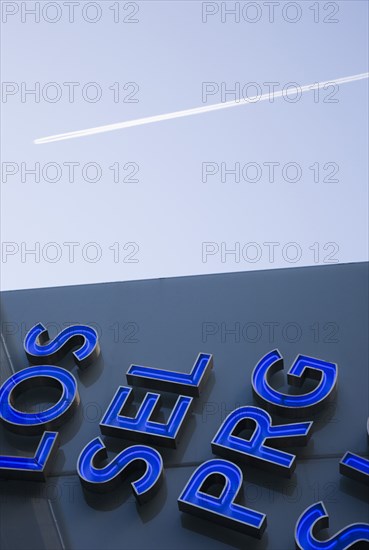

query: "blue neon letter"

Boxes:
[212, 406, 312, 476]
[77, 437, 163, 503]
[100, 386, 192, 448]
[252, 350, 337, 416]
[0, 365, 79, 434]
[126, 353, 213, 396]
[24, 323, 100, 368]
[178, 459, 266, 537]
[340, 420, 369, 485]
[295, 501, 369, 549]
[0, 431, 59, 480]
[340, 453, 369, 486]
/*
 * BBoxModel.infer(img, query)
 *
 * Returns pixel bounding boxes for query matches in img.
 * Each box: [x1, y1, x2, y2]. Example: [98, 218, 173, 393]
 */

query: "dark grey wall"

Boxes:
[1, 263, 368, 549]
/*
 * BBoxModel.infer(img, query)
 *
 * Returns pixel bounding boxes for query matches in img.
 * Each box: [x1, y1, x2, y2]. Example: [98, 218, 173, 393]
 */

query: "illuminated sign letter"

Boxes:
[178, 458, 266, 537]
[340, 419, 369, 485]
[252, 350, 337, 416]
[126, 353, 213, 396]
[0, 365, 78, 479]
[295, 501, 369, 549]
[24, 323, 100, 368]
[77, 437, 163, 503]
[211, 406, 312, 476]
[0, 365, 79, 434]
[0, 431, 59, 480]
[100, 386, 192, 448]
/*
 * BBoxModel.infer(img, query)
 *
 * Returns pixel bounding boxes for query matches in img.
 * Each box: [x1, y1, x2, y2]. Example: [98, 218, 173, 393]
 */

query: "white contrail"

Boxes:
[34, 72, 369, 144]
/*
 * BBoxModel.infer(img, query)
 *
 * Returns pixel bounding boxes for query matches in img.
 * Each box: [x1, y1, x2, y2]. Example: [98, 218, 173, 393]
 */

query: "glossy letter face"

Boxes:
[211, 405, 312, 476]
[251, 349, 337, 416]
[126, 353, 213, 396]
[295, 501, 369, 550]
[77, 437, 163, 503]
[24, 323, 100, 368]
[100, 386, 193, 448]
[178, 458, 266, 537]
[0, 365, 79, 434]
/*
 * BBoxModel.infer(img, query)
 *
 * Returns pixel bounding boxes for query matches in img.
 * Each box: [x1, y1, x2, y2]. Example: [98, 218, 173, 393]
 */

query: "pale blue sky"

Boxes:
[1, 1, 368, 290]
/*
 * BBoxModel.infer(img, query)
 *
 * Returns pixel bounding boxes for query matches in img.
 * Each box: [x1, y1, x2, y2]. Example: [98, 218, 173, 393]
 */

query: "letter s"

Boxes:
[24, 323, 100, 368]
[295, 501, 369, 549]
[77, 437, 163, 504]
